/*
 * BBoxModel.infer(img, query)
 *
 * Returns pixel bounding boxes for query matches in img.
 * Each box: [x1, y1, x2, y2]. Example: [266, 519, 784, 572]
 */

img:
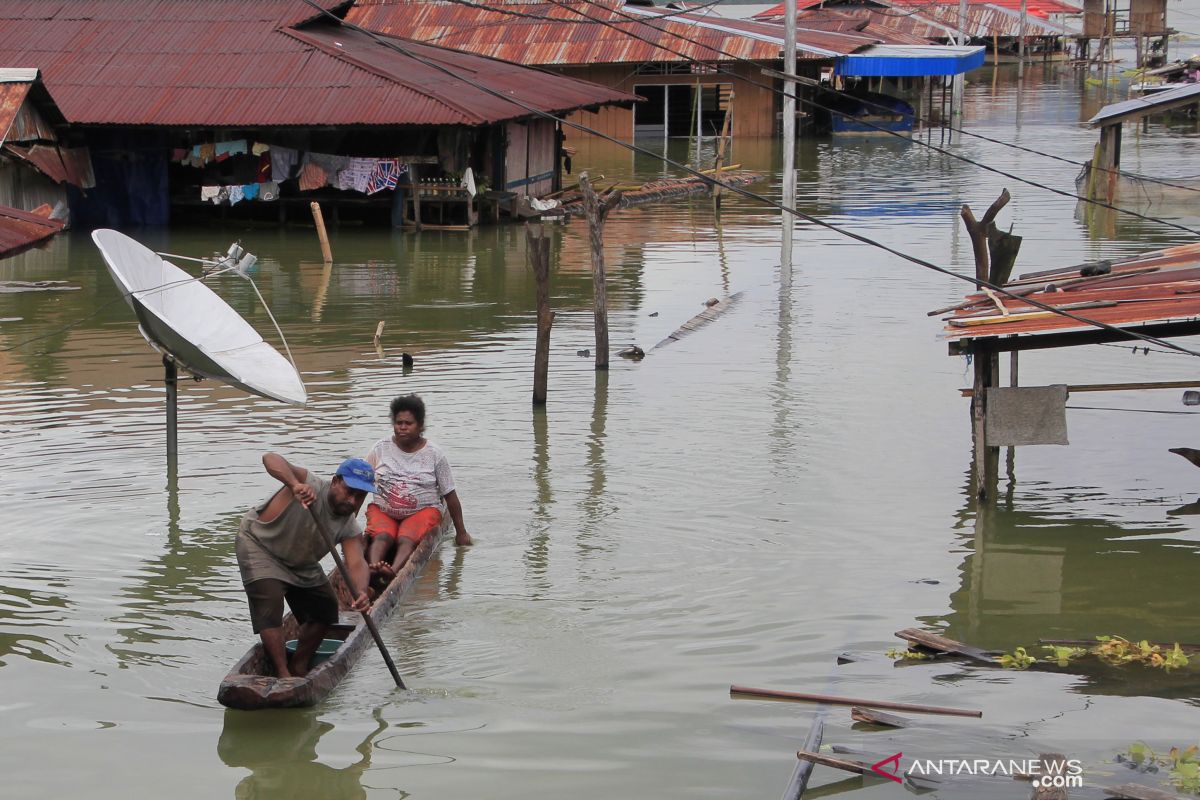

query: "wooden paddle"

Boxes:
[308, 506, 406, 689]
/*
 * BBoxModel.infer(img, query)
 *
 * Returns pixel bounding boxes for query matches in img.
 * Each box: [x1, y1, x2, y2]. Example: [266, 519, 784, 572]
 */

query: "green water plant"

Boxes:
[997, 647, 1036, 670]
[1042, 645, 1086, 667]
[886, 647, 931, 661]
[1122, 742, 1200, 794]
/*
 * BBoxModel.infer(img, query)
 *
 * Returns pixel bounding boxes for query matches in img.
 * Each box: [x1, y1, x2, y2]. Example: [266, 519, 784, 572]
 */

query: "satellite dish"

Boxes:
[93, 229, 307, 407]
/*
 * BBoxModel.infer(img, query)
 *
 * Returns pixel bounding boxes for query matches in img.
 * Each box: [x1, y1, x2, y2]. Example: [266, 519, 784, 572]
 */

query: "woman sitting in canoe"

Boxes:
[364, 394, 473, 586]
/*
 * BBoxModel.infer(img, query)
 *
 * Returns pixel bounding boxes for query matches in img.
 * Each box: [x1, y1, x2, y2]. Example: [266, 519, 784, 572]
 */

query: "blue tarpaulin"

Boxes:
[835, 45, 987, 77]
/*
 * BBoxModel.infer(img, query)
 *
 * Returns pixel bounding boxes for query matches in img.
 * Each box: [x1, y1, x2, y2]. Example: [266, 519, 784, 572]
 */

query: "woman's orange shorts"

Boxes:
[365, 504, 442, 544]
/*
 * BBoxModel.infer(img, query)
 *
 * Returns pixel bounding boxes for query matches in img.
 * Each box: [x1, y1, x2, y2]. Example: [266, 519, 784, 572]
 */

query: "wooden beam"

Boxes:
[960, 379, 1200, 397]
[948, 319, 1200, 354]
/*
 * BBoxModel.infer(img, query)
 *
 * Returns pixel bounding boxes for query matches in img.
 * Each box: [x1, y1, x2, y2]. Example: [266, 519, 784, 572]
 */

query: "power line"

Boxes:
[430, 0, 1200, 220]
[307, 0, 1200, 359]
[541, 0, 1200, 235]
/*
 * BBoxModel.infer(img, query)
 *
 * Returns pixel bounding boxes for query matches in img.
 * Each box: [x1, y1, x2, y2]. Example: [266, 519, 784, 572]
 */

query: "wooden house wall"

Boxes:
[1129, 0, 1167, 34]
[504, 117, 557, 198]
[556, 61, 787, 140]
[1082, 0, 1105, 37]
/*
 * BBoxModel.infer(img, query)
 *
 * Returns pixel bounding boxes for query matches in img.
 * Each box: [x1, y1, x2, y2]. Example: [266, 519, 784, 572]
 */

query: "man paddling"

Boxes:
[236, 453, 373, 678]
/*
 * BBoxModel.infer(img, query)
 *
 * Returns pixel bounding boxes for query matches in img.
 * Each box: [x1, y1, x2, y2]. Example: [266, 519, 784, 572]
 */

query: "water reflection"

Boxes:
[578, 370, 612, 556]
[928, 472, 1200, 700]
[524, 407, 553, 590]
[218, 708, 392, 800]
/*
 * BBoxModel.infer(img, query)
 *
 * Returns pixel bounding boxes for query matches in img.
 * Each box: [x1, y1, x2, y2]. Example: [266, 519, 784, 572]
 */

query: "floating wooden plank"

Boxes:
[1105, 783, 1193, 800]
[851, 707, 910, 728]
[781, 717, 825, 800]
[652, 292, 744, 350]
[894, 628, 998, 664]
[730, 685, 982, 718]
[795, 749, 874, 776]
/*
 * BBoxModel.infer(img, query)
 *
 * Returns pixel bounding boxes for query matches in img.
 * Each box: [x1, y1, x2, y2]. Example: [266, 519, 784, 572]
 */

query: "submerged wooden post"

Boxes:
[527, 223, 552, 406]
[164, 355, 178, 465]
[713, 89, 735, 208]
[580, 172, 622, 371]
[310, 201, 333, 264]
[961, 190, 1012, 501]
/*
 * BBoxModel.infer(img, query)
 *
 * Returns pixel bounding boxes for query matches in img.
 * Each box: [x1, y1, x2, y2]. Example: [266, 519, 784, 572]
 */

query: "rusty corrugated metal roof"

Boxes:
[347, 0, 874, 63]
[777, 1, 1079, 39]
[794, 9, 941, 44]
[0, 1, 634, 126]
[0, 81, 30, 144]
[758, 0, 1081, 20]
[942, 243, 1200, 341]
[0, 204, 63, 259]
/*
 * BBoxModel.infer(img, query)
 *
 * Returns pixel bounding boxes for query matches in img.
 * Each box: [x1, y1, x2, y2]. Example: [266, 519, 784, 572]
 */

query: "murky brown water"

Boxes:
[4, 62, 1200, 798]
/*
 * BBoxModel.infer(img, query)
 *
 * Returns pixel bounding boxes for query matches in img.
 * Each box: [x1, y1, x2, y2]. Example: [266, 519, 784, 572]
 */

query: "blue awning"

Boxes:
[835, 45, 987, 77]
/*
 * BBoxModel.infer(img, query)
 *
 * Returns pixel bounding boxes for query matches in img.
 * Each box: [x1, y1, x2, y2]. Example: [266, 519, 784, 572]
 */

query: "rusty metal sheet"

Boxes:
[347, 0, 872, 63]
[0, 204, 63, 259]
[0, 2, 635, 127]
[945, 250, 1200, 340]
[0, 81, 30, 143]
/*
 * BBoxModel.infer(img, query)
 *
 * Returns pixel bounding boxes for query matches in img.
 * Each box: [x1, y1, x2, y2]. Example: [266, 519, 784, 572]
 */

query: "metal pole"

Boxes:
[781, 0, 797, 272]
[164, 355, 178, 465]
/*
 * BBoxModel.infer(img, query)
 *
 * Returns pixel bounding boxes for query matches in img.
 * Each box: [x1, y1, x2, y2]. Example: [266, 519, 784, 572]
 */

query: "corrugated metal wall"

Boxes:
[0, 158, 67, 216]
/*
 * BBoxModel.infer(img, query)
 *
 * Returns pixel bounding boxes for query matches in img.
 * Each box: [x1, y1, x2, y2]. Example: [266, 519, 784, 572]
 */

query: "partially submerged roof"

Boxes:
[1088, 83, 1200, 128]
[0, 205, 64, 260]
[940, 243, 1200, 350]
[346, 0, 880, 63]
[0, 0, 634, 127]
[836, 44, 987, 76]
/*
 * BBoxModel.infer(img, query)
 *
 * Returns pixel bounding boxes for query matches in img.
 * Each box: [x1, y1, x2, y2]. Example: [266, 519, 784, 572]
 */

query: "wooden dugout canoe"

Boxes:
[217, 523, 446, 710]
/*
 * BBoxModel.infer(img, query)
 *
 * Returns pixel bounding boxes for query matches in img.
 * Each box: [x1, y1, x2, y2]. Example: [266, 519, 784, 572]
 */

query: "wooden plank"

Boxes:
[781, 717, 825, 800]
[1105, 783, 1192, 800]
[894, 628, 998, 664]
[961, 380, 1200, 397]
[795, 749, 874, 776]
[850, 707, 910, 728]
[730, 685, 982, 718]
[948, 301, 1118, 326]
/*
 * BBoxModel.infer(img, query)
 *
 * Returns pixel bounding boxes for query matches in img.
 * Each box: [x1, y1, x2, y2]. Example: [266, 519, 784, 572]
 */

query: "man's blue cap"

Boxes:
[335, 458, 377, 493]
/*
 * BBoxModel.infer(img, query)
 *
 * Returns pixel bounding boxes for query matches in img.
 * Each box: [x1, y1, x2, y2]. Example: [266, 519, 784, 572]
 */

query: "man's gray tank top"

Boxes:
[236, 474, 362, 587]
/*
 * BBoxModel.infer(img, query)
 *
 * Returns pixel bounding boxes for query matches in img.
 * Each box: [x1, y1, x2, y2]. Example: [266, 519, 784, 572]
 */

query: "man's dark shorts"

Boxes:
[244, 578, 338, 633]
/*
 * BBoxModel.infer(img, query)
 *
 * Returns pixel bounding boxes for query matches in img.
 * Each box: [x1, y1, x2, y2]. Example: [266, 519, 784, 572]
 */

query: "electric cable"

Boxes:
[546, 0, 1200, 233]
[300, 0, 1200, 359]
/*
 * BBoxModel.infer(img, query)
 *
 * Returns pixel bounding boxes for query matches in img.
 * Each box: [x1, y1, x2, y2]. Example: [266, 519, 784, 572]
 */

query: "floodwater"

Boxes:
[4, 62, 1200, 799]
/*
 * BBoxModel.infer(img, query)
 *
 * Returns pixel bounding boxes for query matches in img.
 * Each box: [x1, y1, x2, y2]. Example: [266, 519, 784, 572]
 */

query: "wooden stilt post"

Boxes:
[527, 223, 552, 406]
[713, 89, 735, 208]
[310, 201, 333, 264]
[164, 355, 178, 465]
[580, 172, 622, 371]
[961, 190, 1013, 502]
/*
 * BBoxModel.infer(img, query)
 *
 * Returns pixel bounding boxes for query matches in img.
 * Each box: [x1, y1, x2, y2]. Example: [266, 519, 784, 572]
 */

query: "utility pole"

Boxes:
[781, 0, 797, 273]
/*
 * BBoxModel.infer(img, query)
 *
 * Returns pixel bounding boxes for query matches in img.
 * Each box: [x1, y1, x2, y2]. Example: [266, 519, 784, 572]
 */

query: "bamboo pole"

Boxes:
[527, 223, 552, 406]
[310, 201, 333, 265]
[730, 685, 982, 718]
